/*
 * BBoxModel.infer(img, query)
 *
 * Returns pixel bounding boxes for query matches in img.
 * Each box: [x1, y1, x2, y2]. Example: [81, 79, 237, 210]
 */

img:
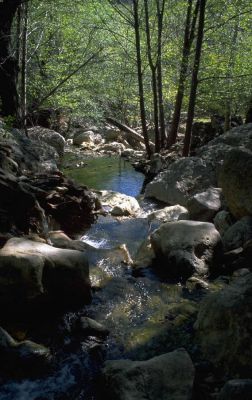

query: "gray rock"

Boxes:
[95, 190, 140, 216]
[28, 126, 65, 157]
[222, 216, 252, 251]
[195, 273, 252, 376]
[150, 220, 223, 279]
[218, 379, 252, 400]
[100, 142, 126, 153]
[187, 187, 222, 222]
[0, 238, 91, 309]
[214, 210, 234, 236]
[148, 204, 189, 223]
[102, 348, 195, 400]
[73, 130, 102, 146]
[145, 157, 216, 206]
[218, 147, 252, 219]
[0, 327, 52, 377]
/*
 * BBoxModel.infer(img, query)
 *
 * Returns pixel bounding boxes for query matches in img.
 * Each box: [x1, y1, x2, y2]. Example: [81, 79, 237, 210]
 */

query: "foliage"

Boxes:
[25, 0, 252, 123]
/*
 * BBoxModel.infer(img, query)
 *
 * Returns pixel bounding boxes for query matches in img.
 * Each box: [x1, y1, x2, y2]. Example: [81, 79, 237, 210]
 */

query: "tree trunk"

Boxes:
[167, 0, 199, 149]
[156, 0, 166, 149]
[133, 0, 152, 158]
[0, 1, 21, 118]
[224, 16, 240, 132]
[20, 2, 28, 134]
[245, 96, 252, 123]
[182, 0, 206, 157]
[144, 0, 160, 153]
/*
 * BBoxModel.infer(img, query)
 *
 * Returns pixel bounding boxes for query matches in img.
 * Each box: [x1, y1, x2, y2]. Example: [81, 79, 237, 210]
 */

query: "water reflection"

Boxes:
[65, 156, 145, 197]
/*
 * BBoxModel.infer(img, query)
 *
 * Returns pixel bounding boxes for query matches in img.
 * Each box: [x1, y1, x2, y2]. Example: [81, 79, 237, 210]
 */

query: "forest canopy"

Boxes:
[0, 0, 252, 154]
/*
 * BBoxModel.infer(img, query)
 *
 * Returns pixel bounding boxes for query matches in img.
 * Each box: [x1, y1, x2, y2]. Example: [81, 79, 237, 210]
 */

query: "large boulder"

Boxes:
[214, 210, 234, 236]
[218, 148, 252, 219]
[150, 221, 223, 279]
[0, 238, 91, 310]
[0, 327, 52, 377]
[100, 142, 126, 153]
[145, 157, 216, 206]
[102, 349, 195, 400]
[218, 379, 252, 400]
[73, 130, 103, 146]
[95, 190, 140, 216]
[187, 187, 222, 222]
[222, 216, 252, 251]
[195, 273, 252, 376]
[28, 126, 65, 157]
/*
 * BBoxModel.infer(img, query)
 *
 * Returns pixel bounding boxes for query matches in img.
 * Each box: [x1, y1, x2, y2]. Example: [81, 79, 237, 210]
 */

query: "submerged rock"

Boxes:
[102, 348, 195, 400]
[0, 238, 91, 311]
[195, 273, 252, 376]
[150, 220, 223, 279]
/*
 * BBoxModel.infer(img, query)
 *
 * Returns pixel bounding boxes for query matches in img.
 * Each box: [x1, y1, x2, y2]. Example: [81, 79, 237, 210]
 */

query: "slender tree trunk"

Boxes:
[224, 17, 239, 132]
[183, 0, 206, 157]
[20, 2, 28, 134]
[16, 5, 22, 122]
[144, 0, 160, 153]
[167, 0, 199, 149]
[224, 100, 231, 132]
[0, 1, 21, 118]
[156, 0, 166, 149]
[245, 96, 252, 123]
[132, 0, 152, 158]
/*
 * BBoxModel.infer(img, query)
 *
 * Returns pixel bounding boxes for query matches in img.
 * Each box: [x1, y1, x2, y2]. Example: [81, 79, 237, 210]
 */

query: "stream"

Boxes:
[0, 156, 199, 400]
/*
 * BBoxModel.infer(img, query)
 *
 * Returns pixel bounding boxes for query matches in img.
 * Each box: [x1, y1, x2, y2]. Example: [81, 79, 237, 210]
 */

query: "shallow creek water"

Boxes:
[1, 156, 200, 400]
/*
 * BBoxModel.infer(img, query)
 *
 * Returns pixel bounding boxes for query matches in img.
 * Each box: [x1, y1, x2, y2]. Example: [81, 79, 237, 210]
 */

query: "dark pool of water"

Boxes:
[64, 156, 145, 197]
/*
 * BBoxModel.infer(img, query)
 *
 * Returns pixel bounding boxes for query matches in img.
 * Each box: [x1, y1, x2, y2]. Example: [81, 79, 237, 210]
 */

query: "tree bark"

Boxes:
[20, 1, 28, 133]
[182, 0, 206, 157]
[106, 116, 146, 143]
[0, 0, 21, 118]
[167, 0, 199, 149]
[144, 0, 160, 153]
[156, 0, 166, 149]
[245, 96, 252, 123]
[132, 0, 152, 158]
[224, 16, 240, 132]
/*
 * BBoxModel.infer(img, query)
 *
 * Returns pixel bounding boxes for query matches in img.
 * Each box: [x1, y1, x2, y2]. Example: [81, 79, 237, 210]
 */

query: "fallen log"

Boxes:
[106, 117, 154, 150]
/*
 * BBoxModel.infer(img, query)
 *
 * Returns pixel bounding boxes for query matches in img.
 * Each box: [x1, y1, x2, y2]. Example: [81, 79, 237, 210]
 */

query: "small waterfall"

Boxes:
[34, 200, 52, 245]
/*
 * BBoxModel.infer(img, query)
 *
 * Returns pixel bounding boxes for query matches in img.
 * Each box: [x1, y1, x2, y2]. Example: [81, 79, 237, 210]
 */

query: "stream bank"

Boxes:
[0, 121, 251, 399]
